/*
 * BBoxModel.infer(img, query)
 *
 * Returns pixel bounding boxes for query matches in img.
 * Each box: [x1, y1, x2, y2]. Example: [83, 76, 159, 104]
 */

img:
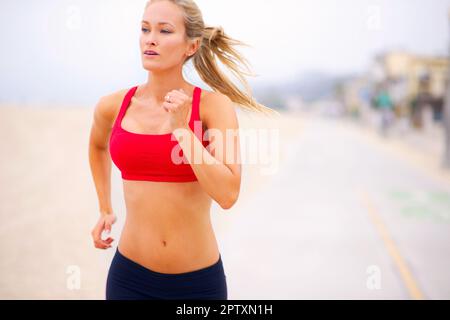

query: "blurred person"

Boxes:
[432, 97, 444, 122]
[410, 75, 434, 129]
[374, 85, 395, 137]
[88, 0, 274, 300]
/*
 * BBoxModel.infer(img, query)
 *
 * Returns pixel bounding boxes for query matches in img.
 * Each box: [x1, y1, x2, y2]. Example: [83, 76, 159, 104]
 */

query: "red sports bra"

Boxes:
[109, 85, 209, 182]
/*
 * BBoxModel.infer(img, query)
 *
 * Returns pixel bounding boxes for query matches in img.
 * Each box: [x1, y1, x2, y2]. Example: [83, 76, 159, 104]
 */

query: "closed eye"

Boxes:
[141, 28, 172, 34]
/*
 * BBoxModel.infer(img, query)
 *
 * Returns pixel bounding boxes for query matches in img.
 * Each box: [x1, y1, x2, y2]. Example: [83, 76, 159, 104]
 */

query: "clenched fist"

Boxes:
[163, 88, 193, 132]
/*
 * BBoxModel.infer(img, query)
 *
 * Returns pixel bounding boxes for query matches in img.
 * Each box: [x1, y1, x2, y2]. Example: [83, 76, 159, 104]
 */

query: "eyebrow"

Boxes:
[141, 20, 175, 27]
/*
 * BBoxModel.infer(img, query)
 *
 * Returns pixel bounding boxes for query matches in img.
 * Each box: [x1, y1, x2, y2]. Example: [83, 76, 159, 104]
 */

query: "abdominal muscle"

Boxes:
[117, 179, 220, 274]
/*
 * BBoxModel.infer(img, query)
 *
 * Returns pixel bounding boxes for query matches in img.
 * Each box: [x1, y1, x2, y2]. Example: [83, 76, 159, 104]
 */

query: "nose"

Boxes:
[144, 31, 158, 46]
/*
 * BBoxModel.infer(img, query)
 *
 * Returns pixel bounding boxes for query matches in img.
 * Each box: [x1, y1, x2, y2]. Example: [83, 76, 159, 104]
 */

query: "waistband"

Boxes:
[114, 247, 224, 280]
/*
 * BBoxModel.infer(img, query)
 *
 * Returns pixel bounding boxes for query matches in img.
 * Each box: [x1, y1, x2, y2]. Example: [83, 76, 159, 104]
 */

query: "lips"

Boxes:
[144, 50, 159, 55]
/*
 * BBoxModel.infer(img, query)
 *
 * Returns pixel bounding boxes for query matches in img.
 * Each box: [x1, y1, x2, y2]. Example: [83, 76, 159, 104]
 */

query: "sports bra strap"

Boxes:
[189, 86, 201, 129]
[119, 86, 137, 119]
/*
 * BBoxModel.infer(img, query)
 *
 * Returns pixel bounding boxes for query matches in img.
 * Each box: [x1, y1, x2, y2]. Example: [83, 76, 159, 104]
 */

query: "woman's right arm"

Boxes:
[88, 94, 120, 249]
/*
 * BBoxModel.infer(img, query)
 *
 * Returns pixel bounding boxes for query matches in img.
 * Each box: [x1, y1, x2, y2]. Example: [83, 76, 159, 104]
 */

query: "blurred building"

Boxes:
[371, 51, 449, 128]
[338, 51, 449, 130]
[382, 52, 448, 99]
[339, 75, 372, 121]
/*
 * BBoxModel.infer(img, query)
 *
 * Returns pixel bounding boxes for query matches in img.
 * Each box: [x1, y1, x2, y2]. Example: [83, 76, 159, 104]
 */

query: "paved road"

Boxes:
[219, 113, 450, 299]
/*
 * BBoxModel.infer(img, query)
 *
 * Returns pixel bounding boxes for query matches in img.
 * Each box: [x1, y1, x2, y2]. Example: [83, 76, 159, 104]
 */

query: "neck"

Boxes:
[141, 67, 191, 103]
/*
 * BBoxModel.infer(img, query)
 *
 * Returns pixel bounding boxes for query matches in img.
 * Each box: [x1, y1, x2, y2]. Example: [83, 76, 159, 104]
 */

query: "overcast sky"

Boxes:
[1, 0, 449, 105]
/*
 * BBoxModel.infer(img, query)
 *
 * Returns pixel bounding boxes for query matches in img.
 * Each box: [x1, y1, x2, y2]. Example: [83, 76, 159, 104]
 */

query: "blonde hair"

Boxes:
[145, 0, 278, 115]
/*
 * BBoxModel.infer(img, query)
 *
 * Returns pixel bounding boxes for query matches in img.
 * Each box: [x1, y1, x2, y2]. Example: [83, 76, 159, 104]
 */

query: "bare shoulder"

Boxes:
[201, 89, 234, 111]
[200, 89, 237, 129]
[93, 88, 130, 128]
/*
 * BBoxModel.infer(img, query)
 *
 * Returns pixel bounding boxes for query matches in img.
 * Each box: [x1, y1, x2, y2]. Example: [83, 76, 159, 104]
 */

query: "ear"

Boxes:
[187, 38, 201, 56]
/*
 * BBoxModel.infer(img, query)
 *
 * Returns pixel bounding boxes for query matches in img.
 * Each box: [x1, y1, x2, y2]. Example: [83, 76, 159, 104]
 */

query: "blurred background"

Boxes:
[1, 0, 449, 299]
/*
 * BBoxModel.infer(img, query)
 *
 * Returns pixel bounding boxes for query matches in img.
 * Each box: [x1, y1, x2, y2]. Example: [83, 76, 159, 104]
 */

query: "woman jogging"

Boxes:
[88, 0, 273, 300]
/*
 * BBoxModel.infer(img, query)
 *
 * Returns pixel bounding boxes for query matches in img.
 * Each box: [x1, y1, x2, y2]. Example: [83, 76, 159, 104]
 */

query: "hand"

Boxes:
[163, 88, 192, 132]
[91, 212, 117, 249]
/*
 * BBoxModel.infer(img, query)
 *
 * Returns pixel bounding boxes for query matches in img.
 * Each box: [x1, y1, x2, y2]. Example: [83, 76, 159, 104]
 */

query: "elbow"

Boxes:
[219, 197, 236, 210]
[217, 171, 241, 210]
[219, 188, 240, 210]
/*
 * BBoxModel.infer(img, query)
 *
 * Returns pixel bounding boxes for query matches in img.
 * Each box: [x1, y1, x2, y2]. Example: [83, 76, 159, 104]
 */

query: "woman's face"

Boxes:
[140, 1, 195, 72]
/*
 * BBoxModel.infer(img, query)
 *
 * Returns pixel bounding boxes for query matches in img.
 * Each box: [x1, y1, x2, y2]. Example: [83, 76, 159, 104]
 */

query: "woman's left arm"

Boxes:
[173, 92, 241, 210]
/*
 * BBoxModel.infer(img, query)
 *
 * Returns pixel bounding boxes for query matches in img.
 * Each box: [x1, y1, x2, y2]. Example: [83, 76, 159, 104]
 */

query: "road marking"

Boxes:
[359, 189, 425, 300]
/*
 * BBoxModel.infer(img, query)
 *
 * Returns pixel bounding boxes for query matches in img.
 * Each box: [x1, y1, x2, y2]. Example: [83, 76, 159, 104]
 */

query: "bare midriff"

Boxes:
[117, 179, 219, 274]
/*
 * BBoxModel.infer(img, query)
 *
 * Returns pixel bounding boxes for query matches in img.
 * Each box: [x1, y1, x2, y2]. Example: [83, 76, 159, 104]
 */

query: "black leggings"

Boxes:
[106, 247, 228, 300]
